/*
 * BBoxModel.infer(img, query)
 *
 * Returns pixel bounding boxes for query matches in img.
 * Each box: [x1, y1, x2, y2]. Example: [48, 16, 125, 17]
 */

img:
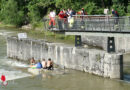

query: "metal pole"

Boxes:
[120, 55, 124, 80]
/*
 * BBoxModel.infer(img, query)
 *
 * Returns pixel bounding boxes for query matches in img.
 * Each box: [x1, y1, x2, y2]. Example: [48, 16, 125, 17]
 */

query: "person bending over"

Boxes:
[36, 60, 42, 69]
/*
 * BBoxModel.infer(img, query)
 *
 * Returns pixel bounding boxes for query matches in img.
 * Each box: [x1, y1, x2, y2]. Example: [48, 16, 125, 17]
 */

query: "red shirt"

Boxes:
[1, 75, 6, 82]
[58, 11, 65, 19]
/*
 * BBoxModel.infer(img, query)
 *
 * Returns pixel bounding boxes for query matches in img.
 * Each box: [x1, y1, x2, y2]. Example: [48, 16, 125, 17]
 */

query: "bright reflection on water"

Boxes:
[0, 28, 130, 90]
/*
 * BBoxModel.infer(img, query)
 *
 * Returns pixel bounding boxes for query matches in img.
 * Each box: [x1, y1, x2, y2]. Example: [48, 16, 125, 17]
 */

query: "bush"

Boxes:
[83, 2, 104, 15]
[96, 8, 104, 14]
[27, 5, 41, 23]
[83, 2, 97, 15]
[0, 0, 25, 26]
[112, 4, 126, 16]
[126, 13, 130, 16]
[127, 5, 130, 13]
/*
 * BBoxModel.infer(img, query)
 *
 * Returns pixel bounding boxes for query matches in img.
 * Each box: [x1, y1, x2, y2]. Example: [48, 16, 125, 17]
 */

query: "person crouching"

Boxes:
[36, 60, 42, 69]
[47, 58, 53, 70]
[41, 59, 47, 69]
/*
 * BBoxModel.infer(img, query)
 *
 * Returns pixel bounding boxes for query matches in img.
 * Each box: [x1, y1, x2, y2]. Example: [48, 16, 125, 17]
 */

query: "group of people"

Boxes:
[111, 9, 119, 25]
[58, 9, 76, 20]
[111, 9, 119, 18]
[30, 57, 53, 70]
[49, 8, 87, 29]
[48, 8, 120, 30]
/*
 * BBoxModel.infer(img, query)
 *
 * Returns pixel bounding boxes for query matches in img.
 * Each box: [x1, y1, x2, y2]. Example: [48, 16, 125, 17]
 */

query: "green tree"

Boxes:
[112, 4, 126, 16]
[27, 0, 55, 23]
[55, 0, 89, 11]
[83, 2, 98, 15]
[0, 0, 25, 26]
[127, 5, 130, 13]
[0, 0, 129, 26]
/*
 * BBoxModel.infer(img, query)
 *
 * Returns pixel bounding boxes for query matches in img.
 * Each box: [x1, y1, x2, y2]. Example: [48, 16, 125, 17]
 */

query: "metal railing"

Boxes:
[43, 15, 130, 33]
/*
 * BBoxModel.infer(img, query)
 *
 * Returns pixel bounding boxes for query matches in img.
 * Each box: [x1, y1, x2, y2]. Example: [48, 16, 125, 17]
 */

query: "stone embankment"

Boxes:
[21, 24, 32, 30]
[7, 37, 123, 79]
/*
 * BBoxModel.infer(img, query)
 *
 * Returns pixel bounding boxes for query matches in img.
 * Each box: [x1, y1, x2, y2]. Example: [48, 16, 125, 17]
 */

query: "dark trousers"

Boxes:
[114, 17, 119, 25]
[47, 65, 53, 70]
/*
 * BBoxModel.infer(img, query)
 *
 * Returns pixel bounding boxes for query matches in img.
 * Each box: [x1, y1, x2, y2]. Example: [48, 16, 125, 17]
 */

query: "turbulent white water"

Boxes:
[5, 59, 29, 68]
[0, 30, 31, 81]
[0, 69, 30, 81]
[0, 31, 13, 36]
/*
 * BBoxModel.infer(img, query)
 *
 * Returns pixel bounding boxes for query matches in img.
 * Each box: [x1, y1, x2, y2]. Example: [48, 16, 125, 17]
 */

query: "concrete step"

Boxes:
[28, 68, 66, 75]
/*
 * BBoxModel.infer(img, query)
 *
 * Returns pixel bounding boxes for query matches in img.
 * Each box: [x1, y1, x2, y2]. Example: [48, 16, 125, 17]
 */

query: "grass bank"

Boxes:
[0, 22, 75, 45]
[25, 29, 75, 45]
[0, 23, 16, 28]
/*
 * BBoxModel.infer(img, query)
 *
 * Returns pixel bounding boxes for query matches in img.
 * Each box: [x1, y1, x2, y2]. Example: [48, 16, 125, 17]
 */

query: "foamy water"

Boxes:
[0, 69, 30, 81]
[0, 32, 13, 36]
[5, 60, 29, 68]
[0, 58, 31, 81]
[0, 30, 31, 82]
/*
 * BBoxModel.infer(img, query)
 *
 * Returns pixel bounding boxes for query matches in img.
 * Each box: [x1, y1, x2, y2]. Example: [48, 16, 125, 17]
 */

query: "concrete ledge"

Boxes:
[28, 68, 42, 75]
[65, 32, 130, 37]
[28, 68, 66, 75]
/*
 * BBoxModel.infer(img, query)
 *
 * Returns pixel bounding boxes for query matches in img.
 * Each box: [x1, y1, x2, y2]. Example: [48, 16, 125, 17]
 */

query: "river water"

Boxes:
[0, 28, 130, 90]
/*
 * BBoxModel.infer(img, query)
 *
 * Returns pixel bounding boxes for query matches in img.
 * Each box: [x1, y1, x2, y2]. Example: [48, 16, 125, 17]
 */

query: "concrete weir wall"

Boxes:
[82, 36, 130, 53]
[7, 37, 123, 79]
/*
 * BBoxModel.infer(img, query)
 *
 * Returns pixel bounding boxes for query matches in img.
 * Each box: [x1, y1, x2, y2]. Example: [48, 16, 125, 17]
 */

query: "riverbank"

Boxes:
[0, 22, 75, 45]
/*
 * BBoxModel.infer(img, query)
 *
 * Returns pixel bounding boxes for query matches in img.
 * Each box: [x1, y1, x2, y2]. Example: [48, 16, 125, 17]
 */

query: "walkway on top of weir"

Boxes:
[43, 15, 130, 37]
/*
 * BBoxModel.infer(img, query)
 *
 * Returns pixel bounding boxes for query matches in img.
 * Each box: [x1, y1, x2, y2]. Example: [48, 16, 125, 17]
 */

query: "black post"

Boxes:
[75, 35, 82, 47]
[107, 37, 115, 53]
[120, 55, 124, 80]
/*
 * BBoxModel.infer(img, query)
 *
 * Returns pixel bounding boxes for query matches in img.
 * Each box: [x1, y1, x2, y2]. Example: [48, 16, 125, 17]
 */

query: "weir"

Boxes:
[7, 37, 124, 79]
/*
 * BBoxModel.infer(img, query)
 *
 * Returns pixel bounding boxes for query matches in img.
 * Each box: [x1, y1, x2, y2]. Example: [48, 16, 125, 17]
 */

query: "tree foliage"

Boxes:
[127, 5, 130, 13]
[0, 0, 129, 26]
[112, 4, 126, 16]
[0, 0, 25, 26]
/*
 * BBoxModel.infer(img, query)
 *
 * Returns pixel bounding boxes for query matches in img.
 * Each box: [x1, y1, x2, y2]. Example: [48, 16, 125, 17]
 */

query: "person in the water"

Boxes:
[30, 57, 36, 65]
[30, 57, 36, 68]
[36, 60, 42, 69]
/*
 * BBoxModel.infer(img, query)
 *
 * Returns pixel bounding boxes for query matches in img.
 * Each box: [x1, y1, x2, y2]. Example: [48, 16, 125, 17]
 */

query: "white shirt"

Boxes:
[41, 61, 47, 68]
[49, 11, 56, 18]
